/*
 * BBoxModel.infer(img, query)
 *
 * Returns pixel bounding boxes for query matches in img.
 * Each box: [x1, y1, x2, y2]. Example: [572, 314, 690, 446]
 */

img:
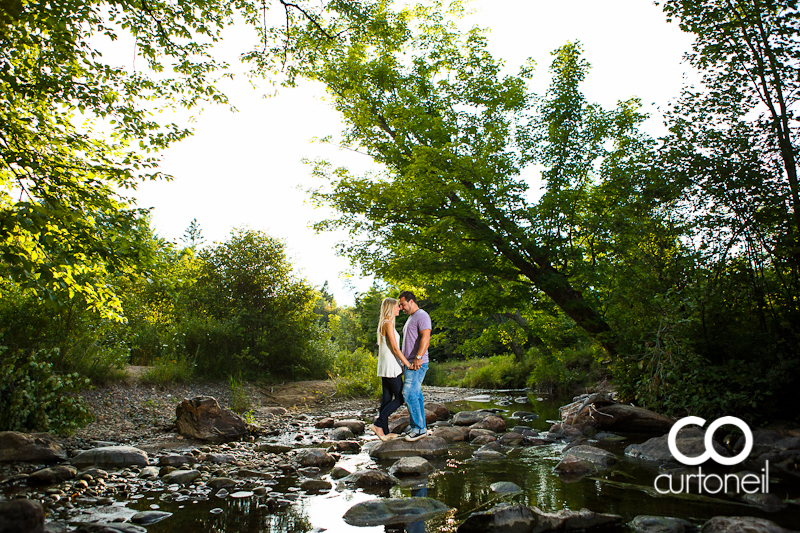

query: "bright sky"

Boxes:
[129, 0, 696, 305]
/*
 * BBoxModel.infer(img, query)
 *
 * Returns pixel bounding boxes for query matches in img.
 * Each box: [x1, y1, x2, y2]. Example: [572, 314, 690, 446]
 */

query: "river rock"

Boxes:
[389, 456, 435, 476]
[458, 503, 623, 532]
[207, 477, 238, 489]
[27, 465, 77, 486]
[511, 411, 539, 421]
[701, 516, 791, 533]
[331, 466, 351, 479]
[158, 454, 193, 466]
[175, 396, 247, 443]
[0, 432, 66, 464]
[432, 426, 470, 442]
[161, 469, 201, 485]
[300, 479, 332, 492]
[315, 417, 335, 429]
[471, 416, 507, 433]
[499, 432, 524, 446]
[334, 419, 365, 435]
[625, 427, 727, 463]
[474, 442, 505, 460]
[553, 455, 597, 476]
[490, 481, 521, 494]
[630, 515, 696, 533]
[469, 429, 496, 441]
[330, 440, 361, 453]
[207, 453, 236, 464]
[131, 511, 172, 525]
[263, 407, 288, 416]
[139, 466, 160, 479]
[343, 497, 450, 527]
[472, 435, 497, 446]
[388, 411, 439, 434]
[427, 402, 451, 420]
[0, 499, 44, 533]
[330, 427, 354, 441]
[72, 446, 148, 468]
[293, 448, 336, 467]
[343, 469, 399, 487]
[255, 443, 292, 453]
[453, 411, 493, 426]
[562, 445, 617, 468]
[369, 437, 448, 459]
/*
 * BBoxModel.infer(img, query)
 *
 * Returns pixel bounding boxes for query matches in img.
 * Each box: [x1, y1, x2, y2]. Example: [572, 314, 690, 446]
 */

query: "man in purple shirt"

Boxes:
[398, 290, 432, 442]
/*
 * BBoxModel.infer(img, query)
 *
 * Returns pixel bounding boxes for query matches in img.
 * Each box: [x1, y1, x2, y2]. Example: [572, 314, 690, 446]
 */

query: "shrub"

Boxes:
[140, 355, 196, 384]
[0, 348, 92, 434]
[460, 354, 533, 389]
[330, 347, 381, 397]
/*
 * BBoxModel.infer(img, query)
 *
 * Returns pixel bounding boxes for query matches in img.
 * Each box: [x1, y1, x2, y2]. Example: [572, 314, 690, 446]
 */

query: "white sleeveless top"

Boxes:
[377, 321, 403, 378]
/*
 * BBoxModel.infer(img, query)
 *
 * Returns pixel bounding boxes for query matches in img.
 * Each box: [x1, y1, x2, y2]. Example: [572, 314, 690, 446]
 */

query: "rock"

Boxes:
[230, 491, 254, 498]
[161, 469, 201, 485]
[560, 424, 585, 439]
[342, 497, 450, 527]
[334, 419, 365, 435]
[130, 511, 172, 525]
[293, 448, 336, 468]
[263, 407, 288, 416]
[72, 446, 148, 468]
[207, 453, 236, 464]
[175, 396, 247, 443]
[469, 429, 497, 441]
[595, 432, 626, 442]
[139, 466, 160, 480]
[427, 402, 451, 420]
[158, 454, 193, 466]
[553, 455, 597, 476]
[701, 516, 791, 533]
[458, 504, 622, 532]
[330, 441, 361, 453]
[27, 465, 77, 486]
[562, 445, 617, 468]
[389, 457, 435, 476]
[0, 432, 66, 464]
[0, 499, 44, 533]
[625, 427, 727, 463]
[342, 469, 399, 487]
[432, 426, 470, 442]
[587, 404, 673, 434]
[331, 466, 351, 479]
[369, 437, 449, 460]
[453, 411, 493, 426]
[471, 416, 507, 433]
[741, 493, 787, 511]
[207, 477, 238, 489]
[300, 479, 332, 492]
[630, 515, 697, 533]
[511, 411, 539, 421]
[330, 427, 354, 441]
[490, 481, 521, 494]
[389, 412, 438, 434]
[315, 417, 335, 429]
[499, 432, 524, 446]
[472, 435, 497, 446]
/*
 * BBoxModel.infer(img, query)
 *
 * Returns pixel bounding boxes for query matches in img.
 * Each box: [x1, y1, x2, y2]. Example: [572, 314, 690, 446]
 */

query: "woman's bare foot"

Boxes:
[385, 433, 399, 440]
[369, 424, 387, 441]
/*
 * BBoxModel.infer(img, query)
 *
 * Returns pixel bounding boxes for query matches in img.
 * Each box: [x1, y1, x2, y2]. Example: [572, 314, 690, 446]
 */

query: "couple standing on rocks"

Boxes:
[370, 291, 432, 443]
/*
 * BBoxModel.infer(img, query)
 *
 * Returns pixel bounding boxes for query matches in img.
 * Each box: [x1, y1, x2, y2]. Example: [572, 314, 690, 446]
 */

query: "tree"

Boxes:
[0, 0, 374, 320]
[182, 219, 206, 250]
[305, 6, 661, 358]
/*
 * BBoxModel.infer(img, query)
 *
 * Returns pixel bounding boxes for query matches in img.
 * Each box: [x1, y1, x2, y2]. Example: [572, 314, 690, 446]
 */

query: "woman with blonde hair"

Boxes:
[370, 297, 413, 441]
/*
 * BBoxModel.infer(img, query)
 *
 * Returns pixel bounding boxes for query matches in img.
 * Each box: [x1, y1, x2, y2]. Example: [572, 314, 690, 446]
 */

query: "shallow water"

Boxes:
[14, 391, 800, 532]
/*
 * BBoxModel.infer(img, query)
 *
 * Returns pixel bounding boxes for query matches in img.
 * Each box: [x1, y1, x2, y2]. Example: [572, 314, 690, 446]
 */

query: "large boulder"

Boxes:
[0, 499, 44, 533]
[0, 432, 66, 463]
[342, 469, 399, 488]
[369, 437, 449, 460]
[625, 427, 727, 463]
[175, 396, 247, 443]
[72, 446, 148, 468]
[427, 402, 451, 421]
[581, 404, 673, 434]
[343, 497, 450, 527]
[27, 465, 77, 486]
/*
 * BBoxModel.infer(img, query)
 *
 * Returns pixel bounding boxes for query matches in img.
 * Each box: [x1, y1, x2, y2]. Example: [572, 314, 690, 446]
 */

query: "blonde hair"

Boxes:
[376, 297, 398, 341]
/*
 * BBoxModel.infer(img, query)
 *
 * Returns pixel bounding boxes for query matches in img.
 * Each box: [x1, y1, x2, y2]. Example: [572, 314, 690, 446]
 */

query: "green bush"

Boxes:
[228, 373, 251, 413]
[460, 354, 533, 389]
[0, 348, 92, 434]
[140, 355, 196, 384]
[330, 347, 381, 397]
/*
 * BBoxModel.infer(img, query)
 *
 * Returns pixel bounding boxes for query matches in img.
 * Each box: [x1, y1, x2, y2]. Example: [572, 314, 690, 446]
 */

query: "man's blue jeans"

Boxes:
[403, 362, 428, 431]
